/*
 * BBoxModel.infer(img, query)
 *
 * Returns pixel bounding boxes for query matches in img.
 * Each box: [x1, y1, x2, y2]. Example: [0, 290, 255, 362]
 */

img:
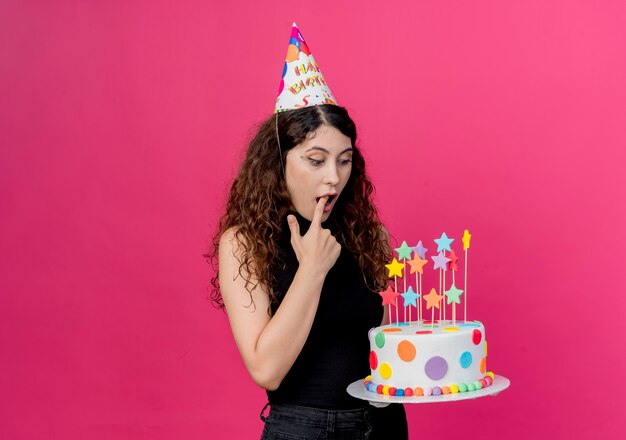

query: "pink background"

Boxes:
[2, 1, 625, 438]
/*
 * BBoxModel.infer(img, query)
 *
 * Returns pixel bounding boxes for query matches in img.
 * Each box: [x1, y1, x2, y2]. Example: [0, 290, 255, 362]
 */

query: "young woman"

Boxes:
[208, 104, 408, 439]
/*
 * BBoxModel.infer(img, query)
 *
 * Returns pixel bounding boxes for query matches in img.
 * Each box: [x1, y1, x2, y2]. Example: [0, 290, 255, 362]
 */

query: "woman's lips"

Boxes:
[318, 194, 337, 213]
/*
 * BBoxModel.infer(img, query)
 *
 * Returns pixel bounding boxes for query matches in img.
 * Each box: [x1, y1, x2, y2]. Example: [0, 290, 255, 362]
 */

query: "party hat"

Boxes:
[275, 23, 337, 113]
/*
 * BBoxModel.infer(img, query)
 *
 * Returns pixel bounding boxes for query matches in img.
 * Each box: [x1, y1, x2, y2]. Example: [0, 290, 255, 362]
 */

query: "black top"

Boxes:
[266, 211, 383, 409]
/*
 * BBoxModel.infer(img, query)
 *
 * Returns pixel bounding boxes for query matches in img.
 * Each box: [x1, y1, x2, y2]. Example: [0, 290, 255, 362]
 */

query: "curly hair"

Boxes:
[205, 105, 390, 315]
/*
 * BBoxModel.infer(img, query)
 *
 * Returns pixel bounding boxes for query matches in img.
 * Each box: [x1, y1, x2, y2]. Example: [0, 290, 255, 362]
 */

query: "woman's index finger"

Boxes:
[311, 196, 327, 228]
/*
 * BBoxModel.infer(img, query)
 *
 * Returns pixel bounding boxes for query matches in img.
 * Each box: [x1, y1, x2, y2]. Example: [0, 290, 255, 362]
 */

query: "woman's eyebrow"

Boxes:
[305, 146, 353, 154]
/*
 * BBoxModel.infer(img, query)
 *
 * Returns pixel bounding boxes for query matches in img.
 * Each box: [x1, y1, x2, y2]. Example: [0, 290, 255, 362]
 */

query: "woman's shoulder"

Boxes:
[220, 226, 239, 244]
[219, 226, 247, 259]
[219, 226, 261, 285]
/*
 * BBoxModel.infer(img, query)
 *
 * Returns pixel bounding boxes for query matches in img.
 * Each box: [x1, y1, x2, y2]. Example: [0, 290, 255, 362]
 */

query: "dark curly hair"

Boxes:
[205, 105, 390, 315]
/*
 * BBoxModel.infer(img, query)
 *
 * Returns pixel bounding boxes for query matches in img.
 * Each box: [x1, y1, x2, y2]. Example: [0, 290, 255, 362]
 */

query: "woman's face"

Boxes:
[285, 124, 353, 222]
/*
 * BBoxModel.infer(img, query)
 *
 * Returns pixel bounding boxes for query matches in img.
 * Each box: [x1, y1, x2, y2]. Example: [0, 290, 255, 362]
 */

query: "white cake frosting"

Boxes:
[365, 320, 491, 396]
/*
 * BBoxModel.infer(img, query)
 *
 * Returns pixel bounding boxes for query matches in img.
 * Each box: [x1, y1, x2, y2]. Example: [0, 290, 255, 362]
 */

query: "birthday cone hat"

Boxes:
[275, 23, 337, 113]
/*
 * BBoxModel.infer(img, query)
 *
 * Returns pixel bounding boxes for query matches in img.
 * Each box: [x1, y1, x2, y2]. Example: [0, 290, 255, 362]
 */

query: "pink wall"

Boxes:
[2, 1, 625, 438]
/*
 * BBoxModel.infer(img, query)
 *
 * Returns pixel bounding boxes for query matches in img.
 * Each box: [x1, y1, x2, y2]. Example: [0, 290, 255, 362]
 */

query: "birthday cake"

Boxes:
[363, 231, 495, 397]
[365, 320, 493, 396]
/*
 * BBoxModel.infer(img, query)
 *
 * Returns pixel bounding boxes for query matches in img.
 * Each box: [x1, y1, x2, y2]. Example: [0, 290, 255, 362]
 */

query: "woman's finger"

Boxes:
[287, 214, 301, 240]
[310, 196, 327, 229]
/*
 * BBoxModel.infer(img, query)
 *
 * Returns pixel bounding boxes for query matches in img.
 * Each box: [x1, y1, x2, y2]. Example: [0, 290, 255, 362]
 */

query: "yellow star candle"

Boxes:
[462, 229, 472, 251]
[385, 258, 405, 278]
[462, 229, 471, 322]
[385, 258, 405, 324]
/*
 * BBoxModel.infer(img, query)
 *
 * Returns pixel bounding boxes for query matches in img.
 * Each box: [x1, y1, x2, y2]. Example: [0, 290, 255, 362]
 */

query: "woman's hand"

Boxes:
[287, 196, 341, 277]
[369, 401, 390, 408]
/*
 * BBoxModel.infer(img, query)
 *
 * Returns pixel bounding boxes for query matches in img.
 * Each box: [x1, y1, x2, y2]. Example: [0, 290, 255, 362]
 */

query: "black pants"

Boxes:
[260, 402, 408, 440]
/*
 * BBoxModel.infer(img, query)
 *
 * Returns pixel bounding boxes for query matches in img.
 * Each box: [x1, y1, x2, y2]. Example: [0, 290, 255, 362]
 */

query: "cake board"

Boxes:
[347, 374, 510, 404]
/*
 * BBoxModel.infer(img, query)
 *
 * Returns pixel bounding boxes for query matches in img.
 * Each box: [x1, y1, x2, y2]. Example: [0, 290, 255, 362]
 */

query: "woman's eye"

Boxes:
[339, 158, 353, 165]
[308, 158, 324, 166]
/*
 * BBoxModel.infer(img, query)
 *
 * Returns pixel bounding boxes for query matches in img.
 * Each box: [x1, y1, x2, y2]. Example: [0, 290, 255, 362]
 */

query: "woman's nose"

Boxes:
[323, 163, 340, 185]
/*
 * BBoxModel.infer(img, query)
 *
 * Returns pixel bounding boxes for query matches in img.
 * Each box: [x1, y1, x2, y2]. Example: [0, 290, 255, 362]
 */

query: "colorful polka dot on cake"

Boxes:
[443, 327, 460, 332]
[397, 340, 416, 361]
[379, 362, 392, 379]
[473, 329, 482, 344]
[460, 322, 481, 328]
[375, 332, 385, 348]
[369, 351, 378, 369]
[424, 356, 448, 380]
[460, 351, 472, 368]
[382, 328, 402, 333]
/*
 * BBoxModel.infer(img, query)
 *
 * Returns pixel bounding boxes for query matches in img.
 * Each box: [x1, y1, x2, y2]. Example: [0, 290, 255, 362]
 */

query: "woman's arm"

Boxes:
[219, 197, 339, 391]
